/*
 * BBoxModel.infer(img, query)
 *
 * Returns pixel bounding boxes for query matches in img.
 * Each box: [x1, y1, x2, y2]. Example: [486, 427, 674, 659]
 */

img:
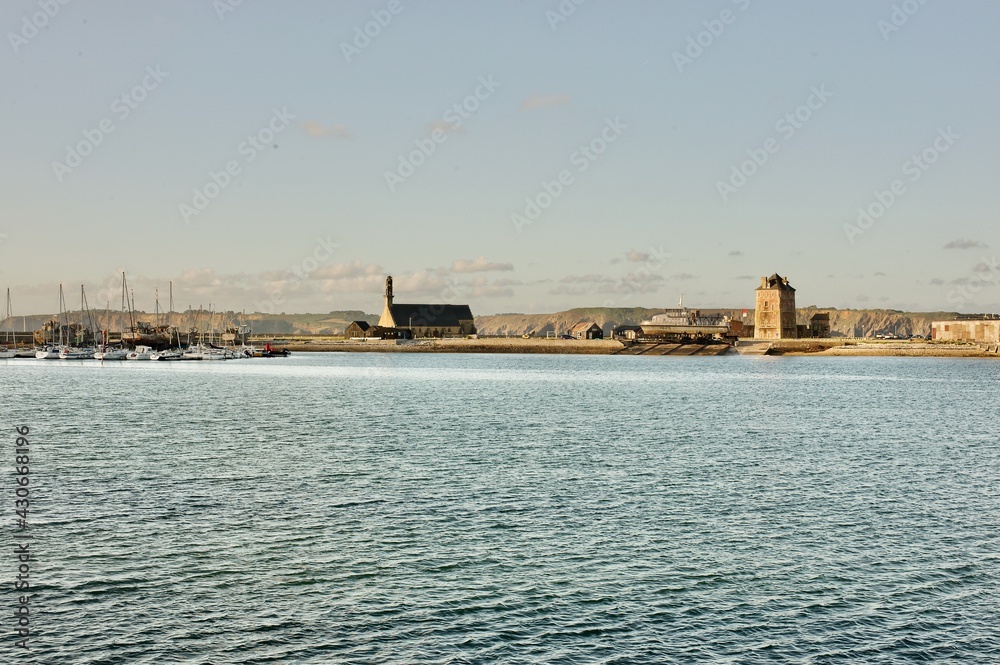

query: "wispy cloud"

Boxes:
[427, 120, 462, 135]
[557, 272, 665, 294]
[728, 250, 744, 256]
[625, 250, 650, 263]
[465, 276, 515, 298]
[561, 274, 614, 284]
[944, 239, 988, 250]
[451, 256, 514, 273]
[521, 93, 571, 110]
[310, 260, 383, 280]
[301, 121, 351, 138]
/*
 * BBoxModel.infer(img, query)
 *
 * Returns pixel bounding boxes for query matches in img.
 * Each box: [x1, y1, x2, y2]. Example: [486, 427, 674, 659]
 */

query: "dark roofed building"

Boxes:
[344, 321, 373, 338]
[377, 275, 476, 338]
[809, 312, 831, 338]
[613, 325, 641, 341]
[570, 322, 603, 340]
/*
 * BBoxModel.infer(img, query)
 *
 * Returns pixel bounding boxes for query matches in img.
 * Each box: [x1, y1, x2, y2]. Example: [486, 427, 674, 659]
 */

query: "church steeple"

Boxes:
[385, 275, 393, 306]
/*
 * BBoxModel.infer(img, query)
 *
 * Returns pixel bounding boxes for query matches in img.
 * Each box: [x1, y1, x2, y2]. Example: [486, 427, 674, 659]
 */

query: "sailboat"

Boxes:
[0, 289, 16, 358]
[93, 301, 127, 360]
[58, 285, 95, 359]
[36, 285, 67, 359]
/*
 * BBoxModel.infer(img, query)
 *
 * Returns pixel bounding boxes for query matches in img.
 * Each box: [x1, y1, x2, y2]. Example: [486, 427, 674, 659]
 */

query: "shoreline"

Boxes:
[263, 337, 1000, 358]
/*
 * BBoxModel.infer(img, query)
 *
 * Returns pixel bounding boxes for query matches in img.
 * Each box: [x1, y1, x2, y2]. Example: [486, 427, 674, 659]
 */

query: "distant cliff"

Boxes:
[3, 310, 380, 337]
[474, 307, 962, 338]
[4, 307, 962, 339]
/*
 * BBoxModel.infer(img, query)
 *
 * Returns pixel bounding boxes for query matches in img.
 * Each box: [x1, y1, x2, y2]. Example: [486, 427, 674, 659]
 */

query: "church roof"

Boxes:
[389, 303, 473, 328]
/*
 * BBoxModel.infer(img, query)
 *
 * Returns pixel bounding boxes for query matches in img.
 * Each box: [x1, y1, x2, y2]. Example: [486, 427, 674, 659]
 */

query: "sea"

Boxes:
[2, 353, 999, 663]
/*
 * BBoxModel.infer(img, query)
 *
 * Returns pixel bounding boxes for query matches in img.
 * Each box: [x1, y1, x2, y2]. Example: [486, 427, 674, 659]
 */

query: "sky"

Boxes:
[1, 0, 999, 316]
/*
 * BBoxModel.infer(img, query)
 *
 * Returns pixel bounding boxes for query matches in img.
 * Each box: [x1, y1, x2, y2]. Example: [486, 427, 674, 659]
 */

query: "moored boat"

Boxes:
[59, 347, 95, 360]
[126, 345, 154, 360]
[35, 345, 61, 359]
[150, 349, 184, 361]
[94, 347, 128, 361]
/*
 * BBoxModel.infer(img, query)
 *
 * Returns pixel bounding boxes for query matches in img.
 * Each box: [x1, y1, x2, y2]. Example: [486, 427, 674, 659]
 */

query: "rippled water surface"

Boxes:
[3, 353, 999, 663]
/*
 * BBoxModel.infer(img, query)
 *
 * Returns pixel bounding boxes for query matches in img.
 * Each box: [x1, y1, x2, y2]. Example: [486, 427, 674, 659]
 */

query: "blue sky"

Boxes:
[2, 0, 998, 316]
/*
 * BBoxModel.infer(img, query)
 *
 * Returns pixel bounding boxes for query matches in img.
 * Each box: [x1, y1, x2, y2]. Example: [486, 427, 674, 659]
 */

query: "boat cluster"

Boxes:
[1, 343, 290, 361]
[2, 279, 291, 362]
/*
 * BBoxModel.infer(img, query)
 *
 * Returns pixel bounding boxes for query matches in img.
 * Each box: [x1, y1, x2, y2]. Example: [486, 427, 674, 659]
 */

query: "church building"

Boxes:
[754, 273, 797, 339]
[377, 275, 476, 338]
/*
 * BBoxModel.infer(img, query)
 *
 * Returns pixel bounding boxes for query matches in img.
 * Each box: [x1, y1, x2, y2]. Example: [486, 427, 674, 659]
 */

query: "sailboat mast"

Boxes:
[58, 284, 65, 347]
[4, 289, 10, 345]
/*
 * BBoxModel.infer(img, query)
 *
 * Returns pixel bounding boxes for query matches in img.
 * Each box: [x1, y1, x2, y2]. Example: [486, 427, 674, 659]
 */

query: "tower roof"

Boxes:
[757, 273, 795, 291]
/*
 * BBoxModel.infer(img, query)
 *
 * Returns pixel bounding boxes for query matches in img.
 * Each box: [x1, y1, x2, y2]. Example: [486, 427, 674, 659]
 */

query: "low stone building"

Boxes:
[809, 312, 831, 338]
[931, 317, 1000, 343]
[570, 322, 603, 340]
[613, 325, 641, 341]
[344, 321, 373, 338]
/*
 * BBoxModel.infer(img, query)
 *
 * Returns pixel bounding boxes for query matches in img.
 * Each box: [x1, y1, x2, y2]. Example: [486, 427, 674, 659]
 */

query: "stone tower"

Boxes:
[754, 273, 797, 339]
[378, 275, 394, 327]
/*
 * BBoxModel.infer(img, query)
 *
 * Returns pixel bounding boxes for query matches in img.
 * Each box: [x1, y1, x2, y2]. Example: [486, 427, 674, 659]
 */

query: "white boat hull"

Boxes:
[126, 345, 154, 360]
[94, 350, 128, 360]
[59, 348, 95, 359]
